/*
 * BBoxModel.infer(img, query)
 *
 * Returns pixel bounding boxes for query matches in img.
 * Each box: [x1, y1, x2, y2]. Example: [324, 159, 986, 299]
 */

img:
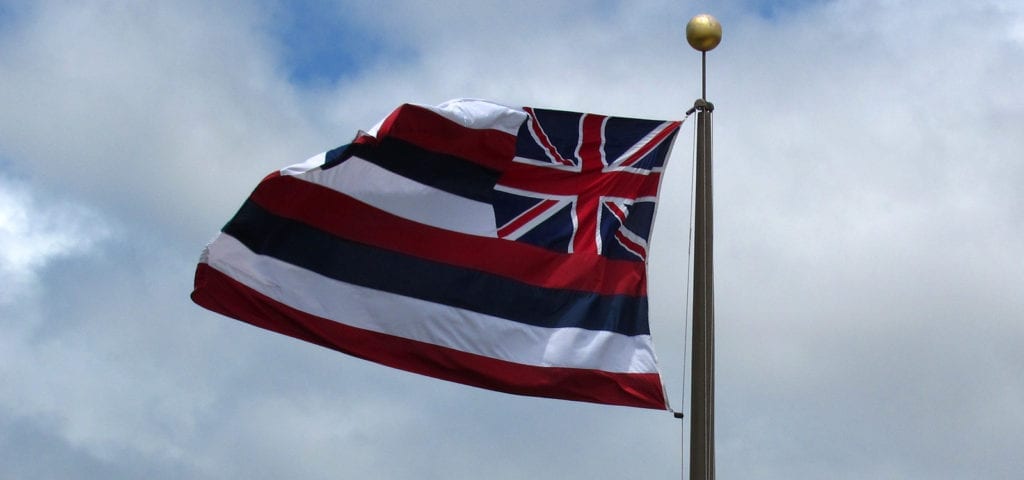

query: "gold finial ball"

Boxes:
[686, 14, 722, 52]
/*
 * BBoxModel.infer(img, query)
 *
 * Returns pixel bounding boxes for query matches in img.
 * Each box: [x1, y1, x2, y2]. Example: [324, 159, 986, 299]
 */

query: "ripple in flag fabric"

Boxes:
[192, 99, 682, 409]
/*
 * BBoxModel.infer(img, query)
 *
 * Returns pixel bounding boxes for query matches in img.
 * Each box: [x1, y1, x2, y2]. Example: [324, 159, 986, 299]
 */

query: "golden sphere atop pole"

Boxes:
[686, 14, 722, 52]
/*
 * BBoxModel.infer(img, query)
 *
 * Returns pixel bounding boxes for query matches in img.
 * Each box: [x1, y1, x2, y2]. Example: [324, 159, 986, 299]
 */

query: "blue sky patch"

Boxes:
[266, 0, 413, 86]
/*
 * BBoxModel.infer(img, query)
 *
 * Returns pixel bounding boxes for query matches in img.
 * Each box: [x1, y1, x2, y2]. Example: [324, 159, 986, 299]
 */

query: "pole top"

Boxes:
[686, 14, 722, 52]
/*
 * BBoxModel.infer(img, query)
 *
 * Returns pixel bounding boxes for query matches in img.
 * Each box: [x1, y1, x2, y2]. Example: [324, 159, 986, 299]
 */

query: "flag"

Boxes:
[192, 99, 682, 409]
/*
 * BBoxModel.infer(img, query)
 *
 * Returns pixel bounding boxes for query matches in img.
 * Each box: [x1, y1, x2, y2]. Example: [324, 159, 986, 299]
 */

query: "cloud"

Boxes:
[0, 174, 111, 304]
[0, 0, 1022, 479]
[0, 1, 330, 245]
[703, 2, 1024, 477]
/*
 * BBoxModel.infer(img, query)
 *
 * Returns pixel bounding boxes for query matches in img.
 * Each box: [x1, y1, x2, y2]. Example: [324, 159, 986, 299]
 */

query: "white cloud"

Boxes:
[0, 1, 330, 245]
[0, 0, 1023, 478]
[0, 175, 111, 304]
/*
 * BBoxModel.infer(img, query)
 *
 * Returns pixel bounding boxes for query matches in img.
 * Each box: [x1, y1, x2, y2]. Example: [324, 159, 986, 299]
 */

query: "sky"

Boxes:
[1, 0, 1022, 478]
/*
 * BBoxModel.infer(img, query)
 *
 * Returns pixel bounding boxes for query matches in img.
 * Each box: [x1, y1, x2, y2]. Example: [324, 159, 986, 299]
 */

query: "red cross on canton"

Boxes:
[493, 107, 681, 260]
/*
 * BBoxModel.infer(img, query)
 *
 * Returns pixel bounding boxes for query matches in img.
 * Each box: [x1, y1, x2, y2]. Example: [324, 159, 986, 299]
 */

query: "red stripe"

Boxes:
[192, 263, 668, 410]
[377, 104, 517, 172]
[253, 174, 648, 296]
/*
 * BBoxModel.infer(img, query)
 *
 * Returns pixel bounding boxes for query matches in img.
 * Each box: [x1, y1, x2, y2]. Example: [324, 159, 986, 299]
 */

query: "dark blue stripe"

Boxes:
[320, 143, 351, 169]
[223, 199, 649, 336]
[341, 138, 501, 203]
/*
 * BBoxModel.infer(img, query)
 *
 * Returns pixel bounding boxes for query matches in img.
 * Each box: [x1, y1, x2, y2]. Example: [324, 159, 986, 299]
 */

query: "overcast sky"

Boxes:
[2, 0, 1022, 478]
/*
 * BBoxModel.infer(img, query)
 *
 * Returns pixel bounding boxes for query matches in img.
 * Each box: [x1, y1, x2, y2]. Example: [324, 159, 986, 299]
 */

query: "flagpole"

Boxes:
[685, 14, 721, 480]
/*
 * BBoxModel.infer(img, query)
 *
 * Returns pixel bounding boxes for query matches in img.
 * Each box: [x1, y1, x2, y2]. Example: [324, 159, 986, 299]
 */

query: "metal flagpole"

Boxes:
[685, 13, 721, 480]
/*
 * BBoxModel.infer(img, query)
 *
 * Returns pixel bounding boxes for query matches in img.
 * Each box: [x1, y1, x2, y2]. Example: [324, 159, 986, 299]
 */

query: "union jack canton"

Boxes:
[494, 107, 682, 261]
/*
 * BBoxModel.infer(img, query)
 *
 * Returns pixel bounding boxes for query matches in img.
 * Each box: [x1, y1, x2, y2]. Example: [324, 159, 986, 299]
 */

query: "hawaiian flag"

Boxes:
[192, 99, 682, 409]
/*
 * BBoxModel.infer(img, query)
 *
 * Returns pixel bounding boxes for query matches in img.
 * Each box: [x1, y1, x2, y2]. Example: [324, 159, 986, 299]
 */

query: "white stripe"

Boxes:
[203, 234, 660, 374]
[280, 151, 325, 176]
[293, 157, 498, 237]
[366, 99, 527, 137]
[426, 99, 527, 135]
